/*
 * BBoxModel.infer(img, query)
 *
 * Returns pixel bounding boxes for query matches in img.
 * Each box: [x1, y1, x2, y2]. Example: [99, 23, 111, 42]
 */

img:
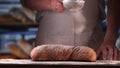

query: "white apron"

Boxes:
[35, 0, 105, 52]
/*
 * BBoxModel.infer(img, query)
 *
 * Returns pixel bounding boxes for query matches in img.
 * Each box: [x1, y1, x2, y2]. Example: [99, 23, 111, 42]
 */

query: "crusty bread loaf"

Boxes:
[31, 44, 97, 61]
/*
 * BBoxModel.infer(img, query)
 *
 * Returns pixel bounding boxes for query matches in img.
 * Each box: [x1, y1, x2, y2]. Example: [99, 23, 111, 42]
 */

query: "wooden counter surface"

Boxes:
[0, 59, 120, 68]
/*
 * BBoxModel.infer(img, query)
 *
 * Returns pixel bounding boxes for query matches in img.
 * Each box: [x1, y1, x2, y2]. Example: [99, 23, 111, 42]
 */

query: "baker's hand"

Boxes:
[50, 0, 65, 12]
[97, 41, 120, 60]
[21, 0, 64, 12]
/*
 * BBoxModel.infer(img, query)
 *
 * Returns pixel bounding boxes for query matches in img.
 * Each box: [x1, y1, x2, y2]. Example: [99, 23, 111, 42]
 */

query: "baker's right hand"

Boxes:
[21, 0, 64, 12]
[49, 0, 65, 12]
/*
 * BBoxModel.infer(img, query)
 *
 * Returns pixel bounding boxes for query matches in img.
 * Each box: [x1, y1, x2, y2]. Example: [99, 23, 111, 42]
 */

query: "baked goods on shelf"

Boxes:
[0, 7, 37, 25]
[0, 14, 19, 24]
[7, 44, 30, 59]
[18, 39, 33, 56]
[9, 7, 36, 24]
[0, 53, 18, 59]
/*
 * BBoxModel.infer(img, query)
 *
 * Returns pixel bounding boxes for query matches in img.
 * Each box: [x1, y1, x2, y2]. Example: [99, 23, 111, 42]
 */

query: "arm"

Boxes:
[20, 0, 64, 12]
[105, 0, 119, 45]
[98, 0, 120, 60]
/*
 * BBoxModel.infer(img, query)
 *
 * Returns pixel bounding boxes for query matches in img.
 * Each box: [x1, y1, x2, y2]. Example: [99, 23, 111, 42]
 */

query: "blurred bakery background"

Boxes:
[0, 0, 38, 59]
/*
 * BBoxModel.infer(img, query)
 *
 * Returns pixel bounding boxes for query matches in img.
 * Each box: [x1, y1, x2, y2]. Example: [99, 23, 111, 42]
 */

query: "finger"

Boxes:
[50, 0, 65, 12]
[118, 50, 120, 60]
[51, 0, 55, 11]
[57, 0, 64, 8]
[57, 0, 65, 9]
[97, 48, 102, 59]
[108, 46, 113, 60]
[55, 2, 64, 12]
[113, 47, 117, 60]
[102, 47, 107, 60]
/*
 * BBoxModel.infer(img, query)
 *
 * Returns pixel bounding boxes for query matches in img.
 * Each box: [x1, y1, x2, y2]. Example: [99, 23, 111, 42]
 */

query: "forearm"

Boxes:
[104, 0, 120, 43]
[20, 0, 51, 11]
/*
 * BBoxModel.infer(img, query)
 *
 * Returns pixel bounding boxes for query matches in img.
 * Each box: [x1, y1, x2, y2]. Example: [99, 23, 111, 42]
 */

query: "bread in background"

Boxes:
[0, 53, 18, 59]
[7, 44, 29, 59]
[18, 39, 33, 56]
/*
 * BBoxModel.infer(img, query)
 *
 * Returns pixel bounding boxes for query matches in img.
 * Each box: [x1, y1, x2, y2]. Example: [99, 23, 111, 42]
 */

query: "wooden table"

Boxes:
[0, 59, 120, 68]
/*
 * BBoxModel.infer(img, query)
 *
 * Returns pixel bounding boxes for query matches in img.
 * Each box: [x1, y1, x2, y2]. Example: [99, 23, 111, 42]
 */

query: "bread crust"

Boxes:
[31, 44, 97, 61]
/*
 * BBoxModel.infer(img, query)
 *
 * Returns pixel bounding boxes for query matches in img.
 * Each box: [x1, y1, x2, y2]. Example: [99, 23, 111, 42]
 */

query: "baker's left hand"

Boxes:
[97, 41, 120, 60]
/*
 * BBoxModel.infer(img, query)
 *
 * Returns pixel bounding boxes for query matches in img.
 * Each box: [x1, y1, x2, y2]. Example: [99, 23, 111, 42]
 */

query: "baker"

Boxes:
[20, 0, 120, 60]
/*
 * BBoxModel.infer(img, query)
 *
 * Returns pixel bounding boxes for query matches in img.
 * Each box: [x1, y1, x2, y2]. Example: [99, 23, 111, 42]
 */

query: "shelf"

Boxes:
[0, 23, 38, 30]
[0, 30, 37, 35]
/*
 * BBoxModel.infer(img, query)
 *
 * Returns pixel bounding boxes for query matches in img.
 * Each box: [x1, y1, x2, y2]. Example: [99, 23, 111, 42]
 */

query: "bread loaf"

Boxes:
[18, 39, 33, 56]
[31, 44, 97, 61]
[7, 44, 29, 59]
[0, 53, 18, 59]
